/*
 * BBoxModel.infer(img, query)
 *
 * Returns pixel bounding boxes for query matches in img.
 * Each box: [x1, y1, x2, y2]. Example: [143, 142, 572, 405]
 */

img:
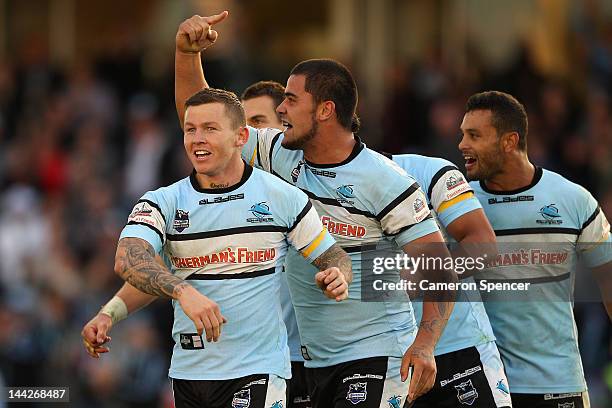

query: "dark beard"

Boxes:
[468, 146, 504, 181]
[281, 116, 318, 151]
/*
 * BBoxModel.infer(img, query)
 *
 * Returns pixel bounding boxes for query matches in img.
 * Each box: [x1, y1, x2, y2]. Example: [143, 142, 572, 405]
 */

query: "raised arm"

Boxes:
[175, 12, 228, 127]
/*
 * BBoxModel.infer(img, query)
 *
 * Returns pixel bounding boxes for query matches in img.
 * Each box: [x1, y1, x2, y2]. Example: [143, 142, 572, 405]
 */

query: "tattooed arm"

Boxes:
[113, 237, 227, 342]
[400, 231, 456, 402]
[310, 243, 352, 302]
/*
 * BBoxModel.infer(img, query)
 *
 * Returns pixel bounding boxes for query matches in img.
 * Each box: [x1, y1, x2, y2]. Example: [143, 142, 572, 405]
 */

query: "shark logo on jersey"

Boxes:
[173, 209, 190, 232]
[537, 204, 563, 224]
[336, 185, 356, 205]
[387, 395, 402, 408]
[346, 383, 367, 404]
[232, 389, 251, 408]
[337, 185, 356, 199]
[270, 402, 283, 408]
[291, 160, 306, 182]
[248, 202, 274, 223]
[496, 379, 509, 395]
[558, 403, 575, 408]
[455, 380, 478, 405]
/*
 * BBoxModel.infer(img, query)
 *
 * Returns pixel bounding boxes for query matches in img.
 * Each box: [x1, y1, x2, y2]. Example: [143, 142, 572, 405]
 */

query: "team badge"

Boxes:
[270, 402, 283, 408]
[291, 160, 306, 182]
[455, 379, 478, 405]
[558, 403, 575, 408]
[387, 395, 402, 408]
[346, 382, 367, 404]
[247, 202, 274, 223]
[232, 389, 251, 408]
[173, 209, 189, 232]
[337, 185, 356, 199]
[537, 204, 563, 224]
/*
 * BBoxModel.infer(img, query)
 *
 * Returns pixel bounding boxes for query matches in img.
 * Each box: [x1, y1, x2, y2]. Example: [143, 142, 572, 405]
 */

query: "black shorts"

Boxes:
[413, 342, 512, 408]
[288, 361, 312, 408]
[511, 392, 590, 408]
[306, 356, 409, 408]
[172, 373, 286, 408]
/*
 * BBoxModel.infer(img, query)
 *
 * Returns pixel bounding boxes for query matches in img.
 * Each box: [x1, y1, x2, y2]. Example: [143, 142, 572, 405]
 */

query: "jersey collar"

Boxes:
[304, 136, 365, 168]
[479, 166, 543, 195]
[189, 161, 253, 194]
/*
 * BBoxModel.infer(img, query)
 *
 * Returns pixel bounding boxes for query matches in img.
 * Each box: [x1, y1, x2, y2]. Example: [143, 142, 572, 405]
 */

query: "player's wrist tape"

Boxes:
[99, 296, 128, 324]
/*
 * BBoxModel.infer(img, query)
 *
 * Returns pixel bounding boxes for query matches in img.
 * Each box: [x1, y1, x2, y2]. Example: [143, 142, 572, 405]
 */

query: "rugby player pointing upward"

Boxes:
[175, 13, 456, 407]
[460, 91, 612, 408]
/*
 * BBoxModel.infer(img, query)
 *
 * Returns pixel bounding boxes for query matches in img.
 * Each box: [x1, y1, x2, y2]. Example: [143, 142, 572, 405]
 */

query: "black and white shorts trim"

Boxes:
[171, 373, 286, 408]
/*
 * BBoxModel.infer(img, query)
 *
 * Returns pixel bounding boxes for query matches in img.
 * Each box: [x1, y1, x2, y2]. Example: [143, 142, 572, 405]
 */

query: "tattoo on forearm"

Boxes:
[409, 345, 434, 362]
[115, 238, 188, 299]
[312, 244, 353, 283]
[419, 318, 447, 334]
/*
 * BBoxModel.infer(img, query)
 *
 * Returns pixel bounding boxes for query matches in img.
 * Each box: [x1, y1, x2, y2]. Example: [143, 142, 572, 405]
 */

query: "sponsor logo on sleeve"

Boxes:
[444, 174, 470, 200]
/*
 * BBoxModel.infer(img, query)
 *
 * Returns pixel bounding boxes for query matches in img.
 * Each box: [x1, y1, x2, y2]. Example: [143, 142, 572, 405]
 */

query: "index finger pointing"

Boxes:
[205, 11, 229, 25]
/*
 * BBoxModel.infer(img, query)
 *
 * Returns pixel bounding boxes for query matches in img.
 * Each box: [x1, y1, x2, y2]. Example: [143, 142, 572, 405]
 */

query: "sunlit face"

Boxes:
[242, 95, 282, 129]
[458, 109, 505, 181]
[276, 74, 318, 150]
[183, 103, 245, 178]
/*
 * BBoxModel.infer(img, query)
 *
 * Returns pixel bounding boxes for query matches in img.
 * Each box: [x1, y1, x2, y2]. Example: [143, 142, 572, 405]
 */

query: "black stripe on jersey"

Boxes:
[377, 182, 420, 221]
[302, 190, 377, 218]
[581, 207, 601, 232]
[136, 199, 167, 224]
[343, 244, 377, 253]
[288, 201, 313, 233]
[427, 166, 457, 201]
[186, 267, 275, 280]
[494, 227, 580, 236]
[268, 132, 283, 174]
[167, 225, 288, 241]
[388, 213, 434, 236]
[477, 272, 571, 285]
[256, 132, 263, 167]
[127, 221, 164, 243]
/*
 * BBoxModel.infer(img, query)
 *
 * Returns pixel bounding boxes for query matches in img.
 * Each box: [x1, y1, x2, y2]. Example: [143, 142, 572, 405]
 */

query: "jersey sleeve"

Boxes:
[375, 171, 440, 247]
[286, 191, 336, 262]
[119, 190, 170, 253]
[577, 189, 611, 268]
[242, 126, 284, 173]
[428, 166, 481, 227]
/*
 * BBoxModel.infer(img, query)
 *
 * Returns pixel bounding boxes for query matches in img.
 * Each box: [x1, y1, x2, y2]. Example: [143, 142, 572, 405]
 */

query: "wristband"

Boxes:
[99, 296, 128, 324]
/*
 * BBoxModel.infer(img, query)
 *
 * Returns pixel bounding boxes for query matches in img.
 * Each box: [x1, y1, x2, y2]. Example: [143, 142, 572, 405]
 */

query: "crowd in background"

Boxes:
[0, 8, 611, 408]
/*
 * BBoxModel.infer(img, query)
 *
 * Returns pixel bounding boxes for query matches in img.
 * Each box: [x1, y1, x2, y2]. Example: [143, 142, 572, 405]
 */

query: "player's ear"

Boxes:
[236, 126, 249, 147]
[502, 131, 519, 152]
[318, 100, 335, 122]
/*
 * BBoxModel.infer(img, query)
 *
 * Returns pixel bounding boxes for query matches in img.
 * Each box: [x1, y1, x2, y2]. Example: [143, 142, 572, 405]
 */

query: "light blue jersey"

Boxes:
[120, 164, 335, 380]
[392, 154, 496, 355]
[472, 166, 611, 393]
[244, 127, 440, 368]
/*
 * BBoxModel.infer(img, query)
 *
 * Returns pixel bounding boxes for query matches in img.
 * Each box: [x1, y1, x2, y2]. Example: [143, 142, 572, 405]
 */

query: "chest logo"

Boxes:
[537, 204, 563, 224]
[173, 209, 190, 232]
[247, 202, 274, 223]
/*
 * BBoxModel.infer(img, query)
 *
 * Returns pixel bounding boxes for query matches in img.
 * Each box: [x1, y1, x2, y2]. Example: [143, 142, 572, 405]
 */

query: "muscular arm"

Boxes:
[114, 237, 191, 299]
[175, 49, 207, 127]
[311, 243, 353, 284]
[402, 231, 456, 345]
[446, 208, 498, 272]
